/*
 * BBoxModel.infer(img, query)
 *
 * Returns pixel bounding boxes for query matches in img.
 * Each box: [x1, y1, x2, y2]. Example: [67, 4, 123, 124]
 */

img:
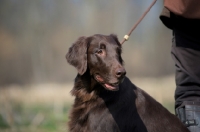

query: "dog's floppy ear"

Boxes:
[66, 36, 88, 75]
[109, 34, 121, 45]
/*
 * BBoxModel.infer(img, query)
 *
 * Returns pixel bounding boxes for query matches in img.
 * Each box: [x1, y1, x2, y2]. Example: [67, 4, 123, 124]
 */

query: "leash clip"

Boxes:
[124, 35, 129, 41]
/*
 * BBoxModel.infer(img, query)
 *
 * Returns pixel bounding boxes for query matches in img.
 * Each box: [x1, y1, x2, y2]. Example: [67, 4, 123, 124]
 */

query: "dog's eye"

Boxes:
[100, 43, 106, 49]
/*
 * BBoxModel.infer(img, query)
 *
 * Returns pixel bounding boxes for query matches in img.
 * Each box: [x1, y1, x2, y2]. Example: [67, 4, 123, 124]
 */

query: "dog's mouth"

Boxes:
[94, 74, 120, 91]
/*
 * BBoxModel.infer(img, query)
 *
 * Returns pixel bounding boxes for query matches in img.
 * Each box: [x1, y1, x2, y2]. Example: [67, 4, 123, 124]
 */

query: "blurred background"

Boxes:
[0, 0, 175, 132]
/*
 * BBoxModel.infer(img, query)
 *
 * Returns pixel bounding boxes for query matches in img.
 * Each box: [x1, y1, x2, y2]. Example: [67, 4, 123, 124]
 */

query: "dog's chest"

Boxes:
[87, 102, 121, 132]
[99, 83, 148, 132]
[70, 98, 120, 132]
[69, 78, 148, 132]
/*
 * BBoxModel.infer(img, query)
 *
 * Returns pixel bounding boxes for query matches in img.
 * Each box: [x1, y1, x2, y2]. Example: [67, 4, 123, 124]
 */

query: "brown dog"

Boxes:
[66, 34, 189, 132]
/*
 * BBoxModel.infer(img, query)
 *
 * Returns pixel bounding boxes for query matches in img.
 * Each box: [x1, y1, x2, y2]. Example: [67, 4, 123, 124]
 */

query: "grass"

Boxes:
[0, 75, 176, 132]
[0, 102, 71, 132]
[0, 83, 73, 132]
[0, 103, 70, 132]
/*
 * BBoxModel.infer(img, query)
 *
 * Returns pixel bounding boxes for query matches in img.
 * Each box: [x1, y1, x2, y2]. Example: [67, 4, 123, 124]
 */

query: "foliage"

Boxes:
[0, 102, 71, 132]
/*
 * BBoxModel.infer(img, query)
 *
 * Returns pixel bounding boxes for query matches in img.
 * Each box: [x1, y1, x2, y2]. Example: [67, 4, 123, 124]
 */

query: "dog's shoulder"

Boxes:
[127, 78, 189, 132]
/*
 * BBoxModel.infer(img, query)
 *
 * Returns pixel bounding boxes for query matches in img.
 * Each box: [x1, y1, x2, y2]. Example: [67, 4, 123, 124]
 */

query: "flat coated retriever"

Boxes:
[66, 34, 189, 132]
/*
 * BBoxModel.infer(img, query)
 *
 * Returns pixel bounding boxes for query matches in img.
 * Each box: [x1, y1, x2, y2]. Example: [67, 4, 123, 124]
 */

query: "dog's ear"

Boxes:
[66, 36, 88, 75]
[110, 34, 121, 46]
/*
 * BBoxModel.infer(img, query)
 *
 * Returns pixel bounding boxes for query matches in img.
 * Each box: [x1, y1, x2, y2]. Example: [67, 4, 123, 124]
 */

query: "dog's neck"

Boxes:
[71, 69, 102, 102]
[80, 69, 100, 90]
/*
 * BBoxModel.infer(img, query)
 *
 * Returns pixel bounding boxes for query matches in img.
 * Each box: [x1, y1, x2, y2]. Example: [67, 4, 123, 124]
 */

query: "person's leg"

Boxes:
[171, 29, 200, 132]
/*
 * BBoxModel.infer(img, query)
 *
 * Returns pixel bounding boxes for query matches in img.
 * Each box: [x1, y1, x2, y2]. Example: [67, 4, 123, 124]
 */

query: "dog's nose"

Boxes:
[115, 68, 126, 78]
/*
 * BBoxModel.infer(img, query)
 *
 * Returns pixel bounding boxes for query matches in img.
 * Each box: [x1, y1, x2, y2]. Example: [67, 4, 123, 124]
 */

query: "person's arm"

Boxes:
[164, 0, 200, 18]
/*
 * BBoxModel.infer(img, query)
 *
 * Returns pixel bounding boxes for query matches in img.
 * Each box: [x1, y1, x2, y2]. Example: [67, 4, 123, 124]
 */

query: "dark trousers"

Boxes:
[171, 17, 200, 109]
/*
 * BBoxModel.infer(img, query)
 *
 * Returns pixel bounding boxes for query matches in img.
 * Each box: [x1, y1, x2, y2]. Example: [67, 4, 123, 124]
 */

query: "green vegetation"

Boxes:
[0, 102, 71, 132]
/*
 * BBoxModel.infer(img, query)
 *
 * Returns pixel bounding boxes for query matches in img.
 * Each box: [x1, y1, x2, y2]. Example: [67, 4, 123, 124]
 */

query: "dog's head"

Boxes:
[66, 34, 126, 91]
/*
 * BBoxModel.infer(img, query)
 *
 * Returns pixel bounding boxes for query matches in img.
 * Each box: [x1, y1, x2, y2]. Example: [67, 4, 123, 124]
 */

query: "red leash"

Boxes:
[121, 0, 157, 45]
